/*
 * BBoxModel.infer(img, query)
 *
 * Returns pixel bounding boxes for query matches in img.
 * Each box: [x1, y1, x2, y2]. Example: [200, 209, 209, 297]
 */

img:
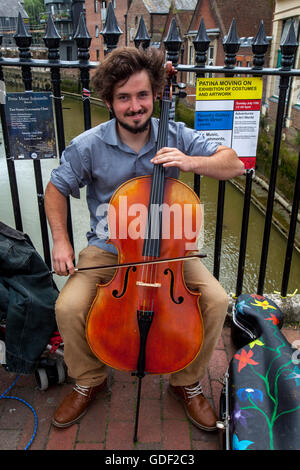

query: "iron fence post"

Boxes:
[15, 13, 52, 268]
[0, 34, 23, 231]
[193, 18, 211, 198]
[257, 21, 298, 294]
[44, 15, 65, 155]
[235, 21, 269, 296]
[44, 14, 74, 251]
[100, 2, 122, 120]
[213, 20, 240, 280]
[164, 18, 182, 122]
[74, 12, 92, 131]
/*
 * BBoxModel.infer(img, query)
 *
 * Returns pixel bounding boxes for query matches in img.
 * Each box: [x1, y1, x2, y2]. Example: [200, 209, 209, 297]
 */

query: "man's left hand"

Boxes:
[151, 147, 194, 172]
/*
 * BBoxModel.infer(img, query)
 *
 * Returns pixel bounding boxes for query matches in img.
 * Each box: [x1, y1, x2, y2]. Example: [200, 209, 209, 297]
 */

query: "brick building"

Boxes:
[184, 0, 274, 106]
[85, 0, 128, 62]
[161, 0, 197, 80]
[125, 0, 170, 47]
[85, 0, 103, 62]
[264, 0, 300, 131]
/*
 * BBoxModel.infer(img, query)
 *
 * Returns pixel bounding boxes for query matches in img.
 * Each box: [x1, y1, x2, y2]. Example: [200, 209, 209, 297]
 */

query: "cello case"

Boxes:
[219, 293, 300, 450]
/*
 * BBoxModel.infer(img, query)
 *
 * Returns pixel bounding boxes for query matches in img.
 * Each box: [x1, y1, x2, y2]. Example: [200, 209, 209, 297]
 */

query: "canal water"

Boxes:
[0, 93, 299, 295]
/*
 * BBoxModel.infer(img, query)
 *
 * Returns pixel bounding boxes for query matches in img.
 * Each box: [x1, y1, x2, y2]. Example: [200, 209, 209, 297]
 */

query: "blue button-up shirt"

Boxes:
[50, 117, 218, 253]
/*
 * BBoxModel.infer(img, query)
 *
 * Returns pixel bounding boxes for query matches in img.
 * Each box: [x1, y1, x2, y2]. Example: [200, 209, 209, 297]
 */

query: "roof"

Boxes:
[188, 0, 273, 37]
[0, 0, 28, 18]
[143, 0, 197, 14]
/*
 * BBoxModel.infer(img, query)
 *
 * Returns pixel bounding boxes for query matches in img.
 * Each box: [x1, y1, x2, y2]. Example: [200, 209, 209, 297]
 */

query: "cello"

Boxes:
[86, 63, 204, 440]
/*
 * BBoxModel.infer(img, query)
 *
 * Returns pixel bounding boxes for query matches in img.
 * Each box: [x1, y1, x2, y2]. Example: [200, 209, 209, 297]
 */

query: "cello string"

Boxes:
[146, 95, 167, 304]
[147, 93, 170, 312]
[139, 80, 171, 313]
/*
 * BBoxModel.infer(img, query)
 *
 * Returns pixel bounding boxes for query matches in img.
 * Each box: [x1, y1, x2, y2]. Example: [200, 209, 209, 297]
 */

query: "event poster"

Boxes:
[195, 77, 263, 169]
[5, 92, 57, 160]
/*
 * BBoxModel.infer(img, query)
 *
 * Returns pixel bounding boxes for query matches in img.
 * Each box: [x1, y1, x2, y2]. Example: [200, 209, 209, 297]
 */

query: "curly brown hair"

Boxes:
[92, 46, 166, 104]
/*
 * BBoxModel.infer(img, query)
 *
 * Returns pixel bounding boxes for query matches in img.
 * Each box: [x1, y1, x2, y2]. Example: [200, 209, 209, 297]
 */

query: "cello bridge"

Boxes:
[136, 281, 161, 288]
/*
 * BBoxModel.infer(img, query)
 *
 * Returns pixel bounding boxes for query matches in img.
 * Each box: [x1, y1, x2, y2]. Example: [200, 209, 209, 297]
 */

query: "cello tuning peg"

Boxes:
[172, 81, 187, 98]
[175, 82, 187, 89]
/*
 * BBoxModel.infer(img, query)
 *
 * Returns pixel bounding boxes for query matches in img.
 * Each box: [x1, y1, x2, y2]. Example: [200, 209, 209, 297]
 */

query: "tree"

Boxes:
[24, 0, 45, 26]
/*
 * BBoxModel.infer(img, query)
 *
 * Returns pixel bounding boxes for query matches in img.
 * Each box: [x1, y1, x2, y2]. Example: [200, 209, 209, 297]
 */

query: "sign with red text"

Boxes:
[195, 77, 263, 169]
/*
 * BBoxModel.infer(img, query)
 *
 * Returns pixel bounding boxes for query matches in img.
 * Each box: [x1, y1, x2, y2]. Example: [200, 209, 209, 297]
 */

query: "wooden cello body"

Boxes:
[86, 174, 204, 374]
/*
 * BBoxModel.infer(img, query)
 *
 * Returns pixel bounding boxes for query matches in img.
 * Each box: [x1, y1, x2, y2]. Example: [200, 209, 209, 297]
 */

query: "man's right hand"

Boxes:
[52, 239, 75, 276]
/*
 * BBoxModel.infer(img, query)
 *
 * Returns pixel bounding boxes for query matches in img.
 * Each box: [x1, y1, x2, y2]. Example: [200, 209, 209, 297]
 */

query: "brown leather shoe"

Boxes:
[52, 380, 107, 428]
[169, 381, 217, 431]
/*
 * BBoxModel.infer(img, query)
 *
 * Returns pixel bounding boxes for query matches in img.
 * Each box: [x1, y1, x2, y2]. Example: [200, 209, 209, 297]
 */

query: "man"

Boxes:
[45, 46, 244, 431]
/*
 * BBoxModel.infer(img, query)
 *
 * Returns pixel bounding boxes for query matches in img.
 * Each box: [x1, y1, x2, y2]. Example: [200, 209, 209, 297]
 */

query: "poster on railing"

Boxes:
[5, 92, 57, 160]
[195, 77, 263, 169]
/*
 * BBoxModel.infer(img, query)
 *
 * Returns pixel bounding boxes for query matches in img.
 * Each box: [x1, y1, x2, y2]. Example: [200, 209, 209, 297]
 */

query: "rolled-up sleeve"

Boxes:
[178, 122, 219, 156]
[50, 140, 92, 199]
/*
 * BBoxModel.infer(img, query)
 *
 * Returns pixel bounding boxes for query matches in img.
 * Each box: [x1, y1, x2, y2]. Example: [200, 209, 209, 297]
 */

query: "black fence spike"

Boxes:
[74, 11, 91, 43]
[252, 20, 269, 69]
[164, 17, 182, 65]
[134, 16, 150, 49]
[14, 12, 32, 59]
[74, 11, 91, 61]
[280, 19, 299, 70]
[14, 12, 31, 46]
[43, 14, 61, 58]
[193, 17, 210, 67]
[14, 12, 31, 39]
[101, 2, 122, 53]
[224, 18, 240, 46]
[223, 19, 240, 68]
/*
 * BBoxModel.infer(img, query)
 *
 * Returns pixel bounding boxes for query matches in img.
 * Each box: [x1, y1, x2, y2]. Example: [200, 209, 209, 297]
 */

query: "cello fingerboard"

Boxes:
[143, 97, 171, 258]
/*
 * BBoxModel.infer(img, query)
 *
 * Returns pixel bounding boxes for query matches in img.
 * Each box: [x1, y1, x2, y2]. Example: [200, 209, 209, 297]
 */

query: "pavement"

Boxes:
[1, 323, 300, 452]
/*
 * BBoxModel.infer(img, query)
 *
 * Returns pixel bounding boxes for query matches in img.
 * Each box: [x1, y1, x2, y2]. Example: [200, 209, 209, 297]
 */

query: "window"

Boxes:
[101, 1, 107, 23]
[188, 44, 194, 85]
[94, 0, 98, 13]
[67, 46, 72, 61]
[207, 45, 214, 65]
[95, 25, 99, 38]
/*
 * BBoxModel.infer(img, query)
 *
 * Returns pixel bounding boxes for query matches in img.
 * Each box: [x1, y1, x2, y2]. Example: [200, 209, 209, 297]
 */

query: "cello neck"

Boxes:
[142, 69, 173, 258]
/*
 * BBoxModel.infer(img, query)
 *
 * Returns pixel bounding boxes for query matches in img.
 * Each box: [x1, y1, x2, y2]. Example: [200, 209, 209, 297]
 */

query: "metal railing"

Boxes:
[0, 7, 299, 299]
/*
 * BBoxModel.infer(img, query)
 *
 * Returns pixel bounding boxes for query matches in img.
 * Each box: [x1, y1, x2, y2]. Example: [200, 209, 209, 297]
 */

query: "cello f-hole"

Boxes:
[112, 266, 136, 298]
[164, 268, 184, 304]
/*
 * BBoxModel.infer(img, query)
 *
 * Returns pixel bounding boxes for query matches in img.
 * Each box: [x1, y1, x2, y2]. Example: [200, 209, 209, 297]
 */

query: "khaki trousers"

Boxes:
[55, 245, 228, 387]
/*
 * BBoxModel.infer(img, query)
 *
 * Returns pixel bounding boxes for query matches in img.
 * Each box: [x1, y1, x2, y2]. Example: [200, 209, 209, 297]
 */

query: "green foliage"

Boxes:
[294, 130, 300, 148]
[279, 146, 298, 182]
[24, 0, 45, 25]
[175, 100, 195, 128]
[256, 122, 298, 201]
